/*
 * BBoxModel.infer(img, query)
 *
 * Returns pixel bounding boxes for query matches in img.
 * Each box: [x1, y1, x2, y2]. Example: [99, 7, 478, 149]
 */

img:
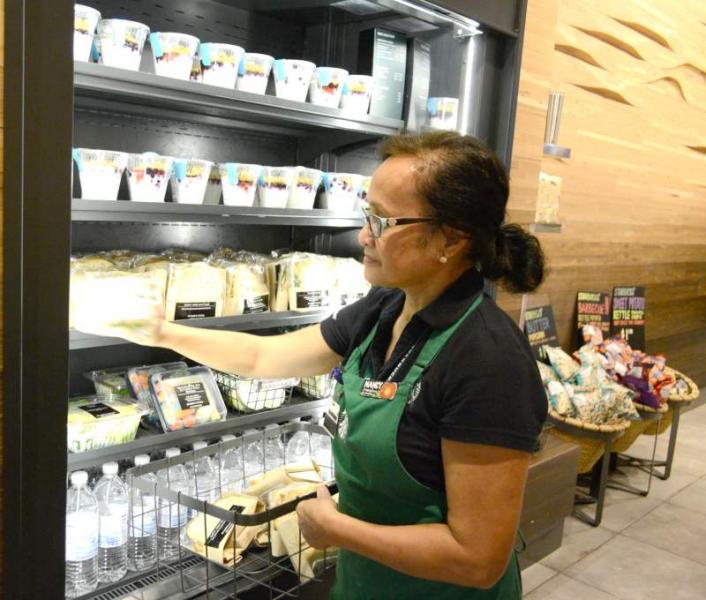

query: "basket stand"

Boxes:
[618, 399, 693, 481]
[606, 408, 663, 496]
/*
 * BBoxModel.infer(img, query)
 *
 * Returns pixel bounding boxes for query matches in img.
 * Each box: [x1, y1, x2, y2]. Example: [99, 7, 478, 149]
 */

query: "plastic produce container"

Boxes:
[67, 395, 144, 453]
[287, 167, 323, 210]
[340, 75, 373, 115]
[126, 361, 188, 424]
[200, 43, 244, 89]
[170, 158, 213, 204]
[74, 5, 101, 62]
[273, 59, 316, 102]
[235, 53, 274, 95]
[309, 67, 348, 108]
[149, 366, 227, 432]
[219, 163, 262, 207]
[86, 367, 132, 399]
[127, 152, 173, 202]
[258, 167, 295, 209]
[73, 148, 129, 201]
[320, 172, 363, 211]
[96, 19, 149, 71]
[150, 32, 200, 80]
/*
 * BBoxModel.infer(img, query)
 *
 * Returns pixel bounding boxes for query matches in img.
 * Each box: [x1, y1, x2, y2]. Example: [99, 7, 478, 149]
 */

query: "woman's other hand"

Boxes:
[296, 486, 340, 549]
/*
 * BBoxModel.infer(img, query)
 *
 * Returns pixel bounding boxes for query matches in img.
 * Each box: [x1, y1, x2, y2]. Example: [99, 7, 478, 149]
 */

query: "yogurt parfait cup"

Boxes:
[150, 32, 200, 80]
[219, 163, 262, 207]
[287, 167, 323, 209]
[74, 5, 101, 62]
[235, 53, 274, 95]
[321, 172, 363, 211]
[200, 43, 244, 89]
[309, 67, 348, 108]
[96, 19, 149, 71]
[273, 59, 316, 102]
[427, 97, 459, 131]
[258, 167, 295, 209]
[203, 165, 222, 205]
[72, 148, 128, 201]
[190, 55, 202, 82]
[340, 75, 373, 115]
[170, 158, 213, 204]
[356, 176, 372, 209]
[127, 152, 173, 202]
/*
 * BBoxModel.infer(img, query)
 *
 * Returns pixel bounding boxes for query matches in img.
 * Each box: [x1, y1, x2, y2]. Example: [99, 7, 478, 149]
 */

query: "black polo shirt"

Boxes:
[320, 267, 547, 492]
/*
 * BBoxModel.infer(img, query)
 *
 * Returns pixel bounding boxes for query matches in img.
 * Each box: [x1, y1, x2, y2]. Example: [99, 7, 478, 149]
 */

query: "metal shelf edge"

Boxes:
[71, 199, 364, 227]
[69, 310, 333, 349]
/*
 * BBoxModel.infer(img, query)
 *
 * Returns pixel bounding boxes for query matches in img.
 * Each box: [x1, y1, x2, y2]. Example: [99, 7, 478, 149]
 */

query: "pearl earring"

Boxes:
[439, 256, 448, 264]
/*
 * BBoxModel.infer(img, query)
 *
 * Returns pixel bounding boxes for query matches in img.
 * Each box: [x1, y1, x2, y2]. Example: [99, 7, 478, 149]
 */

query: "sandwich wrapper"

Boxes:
[186, 492, 262, 566]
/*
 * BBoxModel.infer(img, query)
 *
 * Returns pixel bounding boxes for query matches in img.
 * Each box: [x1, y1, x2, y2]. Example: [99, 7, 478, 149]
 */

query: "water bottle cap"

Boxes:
[220, 434, 236, 442]
[102, 461, 119, 475]
[192, 440, 208, 451]
[70, 470, 89, 487]
[165, 447, 181, 458]
[134, 454, 150, 466]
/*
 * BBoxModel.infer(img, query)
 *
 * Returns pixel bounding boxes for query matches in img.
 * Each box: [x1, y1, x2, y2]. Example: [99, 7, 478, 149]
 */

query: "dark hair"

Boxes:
[379, 131, 545, 293]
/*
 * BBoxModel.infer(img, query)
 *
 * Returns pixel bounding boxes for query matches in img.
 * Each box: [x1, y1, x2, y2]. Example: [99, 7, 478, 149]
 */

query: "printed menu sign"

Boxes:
[610, 286, 646, 349]
[523, 305, 560, 361]
[358, 28, 407, 119]
[576, 291, 611, 346]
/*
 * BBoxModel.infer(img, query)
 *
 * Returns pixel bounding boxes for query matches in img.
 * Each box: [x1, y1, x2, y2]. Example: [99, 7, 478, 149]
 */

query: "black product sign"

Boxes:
[610, 286, 646, 349]
[174, 382, 210, 411]
[576, 291, 611, 346]
[243, 294, 269, 315]
[79, 402, 120, 419]
[523, 305, 560, 361]
[206, 504, 246, 549]
[296, 290, 329, 309]
[174, 302, 217, 320]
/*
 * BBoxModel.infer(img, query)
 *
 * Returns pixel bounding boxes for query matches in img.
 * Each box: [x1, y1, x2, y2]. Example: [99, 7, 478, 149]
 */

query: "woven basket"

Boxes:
[612, 403, 669, 453]
[643, 368, 700, 436]
[547, 409, 631, 474]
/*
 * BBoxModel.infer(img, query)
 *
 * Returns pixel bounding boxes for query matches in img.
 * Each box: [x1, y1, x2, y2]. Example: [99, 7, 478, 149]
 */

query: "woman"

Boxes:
[105, 131, 547, 599]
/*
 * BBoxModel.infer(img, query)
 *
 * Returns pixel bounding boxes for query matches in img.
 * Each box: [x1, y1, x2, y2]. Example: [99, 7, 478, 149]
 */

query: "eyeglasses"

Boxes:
[361, 207, 434, 239]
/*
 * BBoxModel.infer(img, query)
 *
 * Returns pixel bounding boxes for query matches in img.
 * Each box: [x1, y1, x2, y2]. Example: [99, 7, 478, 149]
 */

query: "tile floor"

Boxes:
[523, 403, 706, 599]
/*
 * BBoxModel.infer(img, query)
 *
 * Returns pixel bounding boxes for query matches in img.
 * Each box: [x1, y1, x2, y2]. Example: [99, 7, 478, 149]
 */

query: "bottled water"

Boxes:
[191, 441, 219, 511]
[66, 470, 99, 598]
[264, 426, 285, 471]
[128, 454, 157, 572]
[220, 434, 244, 493]
[312, 433, 334, 480]
[158, 448, 192, 561]
[243, 430, 265, 480]
[95, 461, 129, 583]
[286, 431, 311, 464]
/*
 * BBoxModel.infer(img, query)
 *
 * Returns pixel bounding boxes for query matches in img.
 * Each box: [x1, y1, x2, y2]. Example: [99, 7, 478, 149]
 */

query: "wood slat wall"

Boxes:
[0, 0, 5, 584]
[500, 0, 706, 387]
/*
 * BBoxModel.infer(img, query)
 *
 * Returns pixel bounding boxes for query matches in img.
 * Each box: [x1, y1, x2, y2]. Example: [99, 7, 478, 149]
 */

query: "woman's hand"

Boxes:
[296, 486, 340, 549]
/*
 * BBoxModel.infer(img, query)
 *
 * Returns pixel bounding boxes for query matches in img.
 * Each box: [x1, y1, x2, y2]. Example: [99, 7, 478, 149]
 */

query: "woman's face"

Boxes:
[358, 156, 447, 289]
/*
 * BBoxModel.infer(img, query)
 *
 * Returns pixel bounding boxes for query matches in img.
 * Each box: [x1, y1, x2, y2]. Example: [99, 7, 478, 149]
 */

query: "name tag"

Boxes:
[361, 380, 398, 400]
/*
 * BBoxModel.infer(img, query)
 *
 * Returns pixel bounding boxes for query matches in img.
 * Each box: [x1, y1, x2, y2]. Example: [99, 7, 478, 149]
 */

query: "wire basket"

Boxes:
[128, 422, 337, 599]
[214, 370, 299, 413]
[297, 374, 336, 399]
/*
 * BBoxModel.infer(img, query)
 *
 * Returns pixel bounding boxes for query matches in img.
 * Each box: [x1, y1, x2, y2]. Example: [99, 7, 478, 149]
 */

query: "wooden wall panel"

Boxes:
[502, 0, 706, 386]
[0, 0, 5, 586]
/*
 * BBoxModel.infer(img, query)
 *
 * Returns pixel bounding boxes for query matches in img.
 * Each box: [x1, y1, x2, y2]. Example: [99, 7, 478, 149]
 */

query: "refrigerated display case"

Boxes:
[3, 1, 528, 597]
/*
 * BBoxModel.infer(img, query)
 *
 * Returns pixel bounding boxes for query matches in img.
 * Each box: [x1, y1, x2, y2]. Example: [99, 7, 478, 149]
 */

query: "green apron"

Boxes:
[330, 293, 522, 600]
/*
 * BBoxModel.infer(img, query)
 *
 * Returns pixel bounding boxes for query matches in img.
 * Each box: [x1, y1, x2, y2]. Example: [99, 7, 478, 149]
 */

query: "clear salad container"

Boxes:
[67, 395, 144, 453]
[149, 366, 227, 431]
[85, 367, 132, 399]
[127, 361, 188, 429]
